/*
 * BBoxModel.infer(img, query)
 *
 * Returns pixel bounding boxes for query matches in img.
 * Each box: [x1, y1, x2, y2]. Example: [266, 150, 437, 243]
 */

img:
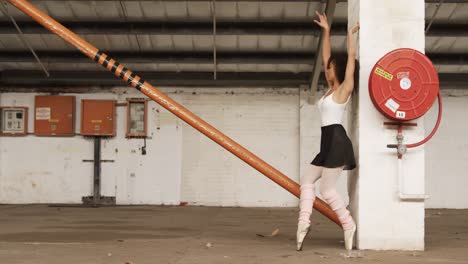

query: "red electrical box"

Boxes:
[81, 99, 116, 136]
[34, 95, 75, 136]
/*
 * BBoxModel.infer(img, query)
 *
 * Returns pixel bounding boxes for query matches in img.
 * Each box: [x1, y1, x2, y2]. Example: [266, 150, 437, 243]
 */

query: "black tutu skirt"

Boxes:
[311, 124, 356, 170]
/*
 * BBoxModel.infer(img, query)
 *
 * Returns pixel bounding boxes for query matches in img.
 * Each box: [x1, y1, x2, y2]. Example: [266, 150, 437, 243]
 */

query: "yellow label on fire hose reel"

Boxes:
[375, 67, 394, 81]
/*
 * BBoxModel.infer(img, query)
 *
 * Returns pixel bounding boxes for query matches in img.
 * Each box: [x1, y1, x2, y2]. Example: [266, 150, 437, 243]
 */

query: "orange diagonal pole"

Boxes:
[7, 0, 341, 226]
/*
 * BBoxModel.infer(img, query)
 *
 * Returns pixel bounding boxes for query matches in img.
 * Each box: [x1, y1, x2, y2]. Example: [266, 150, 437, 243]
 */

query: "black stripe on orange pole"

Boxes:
[6, 0, 341, 227]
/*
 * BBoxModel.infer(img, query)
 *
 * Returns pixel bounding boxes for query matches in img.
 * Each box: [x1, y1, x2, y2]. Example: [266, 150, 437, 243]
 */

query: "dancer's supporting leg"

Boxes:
[297, 164, 323, 250]
[321, 166, 356, 250]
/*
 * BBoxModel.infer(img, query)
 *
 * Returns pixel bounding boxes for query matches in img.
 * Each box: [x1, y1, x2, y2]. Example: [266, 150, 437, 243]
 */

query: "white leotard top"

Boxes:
[317, 90, 351, 127]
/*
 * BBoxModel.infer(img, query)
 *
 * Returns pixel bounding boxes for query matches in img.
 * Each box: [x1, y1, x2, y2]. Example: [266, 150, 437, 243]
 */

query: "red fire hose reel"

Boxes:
[369, 48, 442, 157]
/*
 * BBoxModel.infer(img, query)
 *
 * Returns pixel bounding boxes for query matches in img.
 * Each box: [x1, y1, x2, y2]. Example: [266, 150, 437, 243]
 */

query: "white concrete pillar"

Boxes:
[349, 0, 426, 250]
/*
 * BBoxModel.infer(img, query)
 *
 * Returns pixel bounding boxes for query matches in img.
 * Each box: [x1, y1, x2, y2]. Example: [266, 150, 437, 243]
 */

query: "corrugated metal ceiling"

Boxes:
[0, 1, 345, 22]
[0, 1, 466, 76]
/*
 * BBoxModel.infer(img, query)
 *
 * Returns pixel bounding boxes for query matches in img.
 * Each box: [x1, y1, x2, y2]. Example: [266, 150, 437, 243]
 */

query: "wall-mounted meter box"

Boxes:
[0, 107, 28, 136]
[81, 99, 116, 136]
[126, 98, 148, 138]
[35, 95, 75, 136]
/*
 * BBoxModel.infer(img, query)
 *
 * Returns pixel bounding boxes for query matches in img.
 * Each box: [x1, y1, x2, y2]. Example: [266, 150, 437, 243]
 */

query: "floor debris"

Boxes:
[339, 251, 364, 258]
[271, 228, 280, 237]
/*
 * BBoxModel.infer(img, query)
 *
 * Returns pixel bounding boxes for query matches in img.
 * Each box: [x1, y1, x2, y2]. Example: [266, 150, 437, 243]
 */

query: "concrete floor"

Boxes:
[0, 205, 466, 264]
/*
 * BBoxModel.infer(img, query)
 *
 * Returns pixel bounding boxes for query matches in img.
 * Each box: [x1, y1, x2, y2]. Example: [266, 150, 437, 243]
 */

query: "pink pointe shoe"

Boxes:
[296, 222, 311, 251]
[344, 224, 356, 250]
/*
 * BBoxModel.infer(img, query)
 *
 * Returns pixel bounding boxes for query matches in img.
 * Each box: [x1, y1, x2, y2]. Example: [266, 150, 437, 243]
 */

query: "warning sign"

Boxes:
[397, 71, 410, 79]
[36, 107, 51, 120]
[375, 67, 393, 81]
[385, 98, 400, 113]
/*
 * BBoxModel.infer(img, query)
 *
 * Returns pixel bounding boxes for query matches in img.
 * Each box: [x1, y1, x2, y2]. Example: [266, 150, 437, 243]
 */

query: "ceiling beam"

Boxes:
[0, 21, 347, 36]
[420, 0, 468, 2]
[0, 21, 466, 37]
[0, 51, 465, 65]
[26, 0, 468, 3]
[0, 70, 323, 87]
[425, 53, 468, 65]
[425, 23, 468, 37]
[29, 0, 347, 2]
[0, 50, 317, 64]
[0, 70, 465, 89]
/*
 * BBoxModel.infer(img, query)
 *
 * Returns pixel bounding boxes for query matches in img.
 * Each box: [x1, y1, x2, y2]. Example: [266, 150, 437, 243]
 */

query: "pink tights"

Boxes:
[298, 164, 355, 230]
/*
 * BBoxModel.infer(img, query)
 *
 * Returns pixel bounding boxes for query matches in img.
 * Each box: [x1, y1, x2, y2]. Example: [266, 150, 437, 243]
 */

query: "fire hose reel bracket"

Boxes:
[371, 49, 441, 202]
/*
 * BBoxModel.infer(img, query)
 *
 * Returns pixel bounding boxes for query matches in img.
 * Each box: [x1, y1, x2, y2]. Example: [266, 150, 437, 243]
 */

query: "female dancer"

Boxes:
[296, 11, 359, 251]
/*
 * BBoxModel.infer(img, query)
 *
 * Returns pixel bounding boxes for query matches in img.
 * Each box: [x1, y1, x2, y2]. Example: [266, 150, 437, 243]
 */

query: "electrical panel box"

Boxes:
[0, 107, 28, 136]
[81, 99, 116, 137]
[126, 98, 148, 138]
[35, 95, 75, 136]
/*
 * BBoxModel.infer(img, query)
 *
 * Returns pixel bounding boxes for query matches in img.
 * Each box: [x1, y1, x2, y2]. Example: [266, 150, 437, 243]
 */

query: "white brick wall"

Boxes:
[425, 89, 468, 209]
[0, 86, 464, 209]
[0, 90, 182, 205]
[180, 88, 300, 207]
[0, 88, 303, 207]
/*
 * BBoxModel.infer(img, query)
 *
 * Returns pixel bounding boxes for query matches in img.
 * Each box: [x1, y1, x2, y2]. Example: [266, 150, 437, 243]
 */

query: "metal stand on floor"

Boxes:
[82, 137, 116, 206]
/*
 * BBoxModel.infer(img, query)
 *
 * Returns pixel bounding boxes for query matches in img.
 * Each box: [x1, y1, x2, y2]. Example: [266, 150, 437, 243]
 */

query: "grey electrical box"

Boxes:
[126, 99, 147, 138]
[0, 107, 28, 136]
